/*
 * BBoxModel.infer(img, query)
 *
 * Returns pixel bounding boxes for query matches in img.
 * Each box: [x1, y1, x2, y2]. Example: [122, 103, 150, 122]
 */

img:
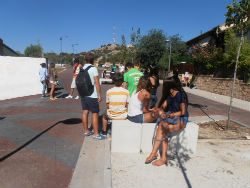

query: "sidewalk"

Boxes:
[183, 87, 250, 112]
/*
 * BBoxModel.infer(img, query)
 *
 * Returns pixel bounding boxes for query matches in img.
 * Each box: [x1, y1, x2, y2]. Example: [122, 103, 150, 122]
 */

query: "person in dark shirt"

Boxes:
[145, 79, 189, 166]
[145, 66, 159, 108]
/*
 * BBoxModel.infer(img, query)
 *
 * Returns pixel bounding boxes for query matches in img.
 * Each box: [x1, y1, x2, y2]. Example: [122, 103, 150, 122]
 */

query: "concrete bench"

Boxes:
[111, 120, 199, 154]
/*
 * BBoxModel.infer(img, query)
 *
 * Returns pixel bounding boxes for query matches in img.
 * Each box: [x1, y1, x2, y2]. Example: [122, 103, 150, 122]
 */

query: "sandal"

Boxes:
[145, 153, 158, 164]
[50, 98, 55, 101]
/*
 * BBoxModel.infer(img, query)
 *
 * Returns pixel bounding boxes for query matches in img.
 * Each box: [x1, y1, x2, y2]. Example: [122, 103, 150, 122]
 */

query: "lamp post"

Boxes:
[72, 43, 78, 64]
[166, 40, 172, 77]
[59, 35, 68, 65]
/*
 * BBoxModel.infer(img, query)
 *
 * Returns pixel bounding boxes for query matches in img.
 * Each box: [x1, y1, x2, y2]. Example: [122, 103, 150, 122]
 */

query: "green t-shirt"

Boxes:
[124, 68, 144, 96]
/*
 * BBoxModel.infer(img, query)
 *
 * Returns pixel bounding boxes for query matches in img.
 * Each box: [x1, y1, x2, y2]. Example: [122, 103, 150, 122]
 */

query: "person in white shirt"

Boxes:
[184, 72, 189, 87]
[119, 63, 125, 73]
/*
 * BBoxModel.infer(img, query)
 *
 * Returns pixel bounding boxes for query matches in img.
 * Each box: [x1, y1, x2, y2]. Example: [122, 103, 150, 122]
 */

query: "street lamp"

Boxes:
[72, 43, 79, 64]
[166, 39, 172, 77]
[59, 35, 68, 65]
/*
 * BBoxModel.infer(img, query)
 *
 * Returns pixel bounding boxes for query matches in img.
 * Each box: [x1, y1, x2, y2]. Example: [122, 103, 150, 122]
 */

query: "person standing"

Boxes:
[123, 62, 144, 96]
[39, 63, 48, 98]
[66, 58, 82, 99]
[119, 63, 125, 73]
[81, 52, 105, 140]
[147, 66, 159, 108]
[184, 72, 189, 87]
[48, 63, 58, 100]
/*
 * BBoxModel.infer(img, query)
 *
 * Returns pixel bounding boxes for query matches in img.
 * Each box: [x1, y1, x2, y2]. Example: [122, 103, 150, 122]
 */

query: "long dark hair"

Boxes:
[158, 79, 188, 107]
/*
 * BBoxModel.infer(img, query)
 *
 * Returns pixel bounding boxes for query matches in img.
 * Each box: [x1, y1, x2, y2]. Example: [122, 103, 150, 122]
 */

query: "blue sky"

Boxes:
[0, 0, 232, 54]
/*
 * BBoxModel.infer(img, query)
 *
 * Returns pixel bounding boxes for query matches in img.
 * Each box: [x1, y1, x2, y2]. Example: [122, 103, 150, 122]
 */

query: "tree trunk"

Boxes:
[227, 30, 244, 129]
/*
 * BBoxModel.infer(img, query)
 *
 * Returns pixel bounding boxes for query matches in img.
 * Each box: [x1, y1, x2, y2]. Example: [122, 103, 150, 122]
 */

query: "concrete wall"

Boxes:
[193, 75, 250, 101]
[0, 56, 46, 100]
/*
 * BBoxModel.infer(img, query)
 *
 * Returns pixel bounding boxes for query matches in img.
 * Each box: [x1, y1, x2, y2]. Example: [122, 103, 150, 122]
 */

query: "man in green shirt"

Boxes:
[123, 62, 144, 96]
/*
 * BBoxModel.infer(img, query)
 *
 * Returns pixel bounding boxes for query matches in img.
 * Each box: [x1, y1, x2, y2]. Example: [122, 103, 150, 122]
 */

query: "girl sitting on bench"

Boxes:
[145, 79, 189, 166]
[127, 76, 158, 123]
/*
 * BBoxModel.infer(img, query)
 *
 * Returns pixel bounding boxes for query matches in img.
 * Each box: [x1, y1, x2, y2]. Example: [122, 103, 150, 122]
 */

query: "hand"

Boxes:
[98, 96, 102, 103]
[168, 113, 175, 119]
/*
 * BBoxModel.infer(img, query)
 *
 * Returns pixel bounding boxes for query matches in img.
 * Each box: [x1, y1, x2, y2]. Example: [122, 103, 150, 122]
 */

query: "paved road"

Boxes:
[0, 68, 249, 188]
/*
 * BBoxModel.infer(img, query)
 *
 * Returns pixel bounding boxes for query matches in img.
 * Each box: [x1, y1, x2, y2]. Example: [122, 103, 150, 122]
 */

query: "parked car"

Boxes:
[102, 69, 111, 79]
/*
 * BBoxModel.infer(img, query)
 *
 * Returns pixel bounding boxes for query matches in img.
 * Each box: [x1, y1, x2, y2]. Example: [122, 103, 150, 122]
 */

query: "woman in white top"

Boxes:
[127, 76, 158, 123]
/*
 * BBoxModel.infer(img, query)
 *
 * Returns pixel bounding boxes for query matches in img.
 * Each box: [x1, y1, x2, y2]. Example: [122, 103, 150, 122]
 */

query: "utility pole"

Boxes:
[59, 35, 68, 65]
[113, 24, 116, 44]
[72, 43, 78, 64]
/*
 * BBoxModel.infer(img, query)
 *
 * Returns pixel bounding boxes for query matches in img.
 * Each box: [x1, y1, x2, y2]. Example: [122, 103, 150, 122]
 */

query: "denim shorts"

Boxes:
[81, 96, 99, 113]
[128, 114, 144, 123]
[158, 112, 189, 125]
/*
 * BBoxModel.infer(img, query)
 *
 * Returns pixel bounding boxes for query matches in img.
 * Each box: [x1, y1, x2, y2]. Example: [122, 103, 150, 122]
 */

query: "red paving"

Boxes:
[0, 106, 80, 116]
[0, 137, 72, 188]
[16, 119, 84, 145]
[0, 68, 84, 188]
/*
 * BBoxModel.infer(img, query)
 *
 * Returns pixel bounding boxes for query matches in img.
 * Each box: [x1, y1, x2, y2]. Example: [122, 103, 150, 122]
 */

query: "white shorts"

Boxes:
[71, 78, 76, 88]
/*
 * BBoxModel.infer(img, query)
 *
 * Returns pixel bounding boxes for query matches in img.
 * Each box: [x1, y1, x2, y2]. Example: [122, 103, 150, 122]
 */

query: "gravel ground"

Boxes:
[112, 140, 250, 188]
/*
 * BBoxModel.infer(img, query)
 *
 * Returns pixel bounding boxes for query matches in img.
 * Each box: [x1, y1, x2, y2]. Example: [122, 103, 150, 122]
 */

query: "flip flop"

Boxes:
[145, 153, 158, 164]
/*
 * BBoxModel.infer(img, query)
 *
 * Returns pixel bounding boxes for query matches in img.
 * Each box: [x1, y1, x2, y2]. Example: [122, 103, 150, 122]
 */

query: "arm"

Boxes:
[149, 76, 155, 86]
[94, 76, 102, 102]
[168, 103, 186, 118]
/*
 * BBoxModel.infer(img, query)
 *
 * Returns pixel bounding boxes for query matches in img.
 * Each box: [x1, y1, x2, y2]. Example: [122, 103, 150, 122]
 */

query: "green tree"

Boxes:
[225, 0, 250, 128]
[223, 29, 250, 78]
[45, 52, 59, 63]
[120, 34, 128, 63]
[136, 29, 167, 67]
[169, 34, 190, 65]
[24, 44, 43, 57]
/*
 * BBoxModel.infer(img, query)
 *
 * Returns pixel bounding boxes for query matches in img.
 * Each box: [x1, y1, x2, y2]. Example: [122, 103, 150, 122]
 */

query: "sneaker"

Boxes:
[75, 96, 79, 99]
[100, 130, 107, 137]
[66, 95, 73, 99]
[93, 134, 106, 140]
[41, 95, 46, 98]
[83, 130, 94, 136]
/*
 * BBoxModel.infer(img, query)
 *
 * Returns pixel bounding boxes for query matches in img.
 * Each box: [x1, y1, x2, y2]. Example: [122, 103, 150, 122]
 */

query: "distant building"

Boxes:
[186, 23, 250, 51]
[0, 38, 19, 56]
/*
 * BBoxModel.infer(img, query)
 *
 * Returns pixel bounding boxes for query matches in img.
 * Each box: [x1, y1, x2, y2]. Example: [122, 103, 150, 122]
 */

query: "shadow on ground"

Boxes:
[0, 118, 81, 162]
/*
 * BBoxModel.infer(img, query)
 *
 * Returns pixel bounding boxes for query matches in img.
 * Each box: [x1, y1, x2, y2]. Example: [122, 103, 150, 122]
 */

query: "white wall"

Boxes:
[0, 56, 46, 100]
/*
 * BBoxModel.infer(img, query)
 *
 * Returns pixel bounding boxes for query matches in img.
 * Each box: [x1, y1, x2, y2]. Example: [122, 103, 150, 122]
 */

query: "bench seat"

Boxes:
[111, 120, 199, 154]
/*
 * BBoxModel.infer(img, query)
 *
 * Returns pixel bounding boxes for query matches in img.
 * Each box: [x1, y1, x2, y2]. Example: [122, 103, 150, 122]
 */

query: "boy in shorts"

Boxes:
[101, 73, 130, 136]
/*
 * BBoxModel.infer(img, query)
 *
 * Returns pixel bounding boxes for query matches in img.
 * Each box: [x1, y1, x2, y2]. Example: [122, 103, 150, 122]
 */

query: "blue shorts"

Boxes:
[128, 114, 144, 123]
[81, 96, 99, 113]
[157, 112, 189, 125]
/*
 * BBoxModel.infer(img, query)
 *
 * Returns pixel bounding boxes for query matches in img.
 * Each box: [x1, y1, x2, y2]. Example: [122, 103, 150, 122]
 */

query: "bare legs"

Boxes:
[69, 88, 74, 96]
[146, 120, 185, 166]
[50, 83, 57, 100]
[102, 117, 108, 132]
[82, 110, 99, 136]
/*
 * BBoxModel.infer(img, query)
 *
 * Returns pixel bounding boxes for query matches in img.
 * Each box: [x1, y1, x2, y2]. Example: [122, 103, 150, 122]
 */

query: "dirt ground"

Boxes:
[198, 120, 250, 139]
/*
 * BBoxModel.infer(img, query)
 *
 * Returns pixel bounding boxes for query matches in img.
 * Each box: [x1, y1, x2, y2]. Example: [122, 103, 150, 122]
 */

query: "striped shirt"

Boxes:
[106, 87, 130, 120]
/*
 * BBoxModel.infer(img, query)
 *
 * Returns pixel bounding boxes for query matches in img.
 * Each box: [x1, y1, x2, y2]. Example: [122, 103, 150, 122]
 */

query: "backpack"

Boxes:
[76, 65, 94, 96]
